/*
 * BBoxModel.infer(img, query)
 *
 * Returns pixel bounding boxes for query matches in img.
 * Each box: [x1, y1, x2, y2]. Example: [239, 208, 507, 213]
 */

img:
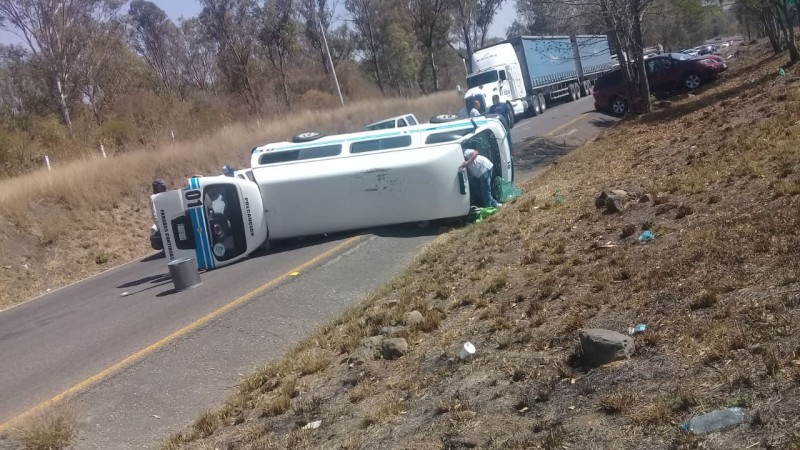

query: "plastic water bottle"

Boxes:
[680, 407, 744, 434]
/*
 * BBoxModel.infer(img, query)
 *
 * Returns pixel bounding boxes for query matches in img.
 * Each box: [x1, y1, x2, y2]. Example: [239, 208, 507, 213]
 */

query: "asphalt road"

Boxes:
[0, 96, 614, 449]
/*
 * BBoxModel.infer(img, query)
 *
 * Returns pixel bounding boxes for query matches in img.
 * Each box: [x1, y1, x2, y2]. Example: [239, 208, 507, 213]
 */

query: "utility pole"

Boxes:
[317, 13, 344, 106]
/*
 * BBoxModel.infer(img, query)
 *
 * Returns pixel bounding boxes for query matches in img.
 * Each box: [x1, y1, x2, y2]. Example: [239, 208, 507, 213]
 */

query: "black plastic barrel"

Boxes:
[168, 257, 201, 291]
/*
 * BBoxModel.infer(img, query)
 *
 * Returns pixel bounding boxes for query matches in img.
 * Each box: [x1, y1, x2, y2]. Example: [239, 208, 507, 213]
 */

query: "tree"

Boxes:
[259, 0, 297, 107]
[403, 0, 455, 91]
[0, 0, 123, 131]
[127, 0, 181, 94]
[77, 22, 143, 124]
[177, 17, 218, 93]
[452, 0, 505, 72]
[199, 0, 262, 112]
[297, 0, 333, 74]
[346, 0, 387, 92]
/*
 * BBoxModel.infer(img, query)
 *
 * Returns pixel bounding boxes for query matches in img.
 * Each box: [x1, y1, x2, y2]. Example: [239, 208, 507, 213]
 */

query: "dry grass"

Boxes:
[12, 405, 78, 450]
[0, 92, 460, 309]
[159, 41, 800, 450]
[362, 396, 405, 427]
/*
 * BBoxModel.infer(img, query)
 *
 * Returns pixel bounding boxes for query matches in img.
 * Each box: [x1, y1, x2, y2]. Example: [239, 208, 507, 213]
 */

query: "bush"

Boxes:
[99, 119, 137, 150]
[297, 89, 339, 111]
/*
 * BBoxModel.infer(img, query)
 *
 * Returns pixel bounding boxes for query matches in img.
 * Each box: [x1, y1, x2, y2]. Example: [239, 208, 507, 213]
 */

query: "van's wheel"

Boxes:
[538, 93, 547, 112]
[610, 96, 628, 116]
[683, 72, 702, 90]
[292, 131, 325, 143]
[430, 113, 461, 123]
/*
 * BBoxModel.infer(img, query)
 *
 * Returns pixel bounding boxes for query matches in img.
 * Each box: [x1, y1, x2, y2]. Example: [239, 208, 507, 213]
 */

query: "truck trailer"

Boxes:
[463, 35, 614, 119]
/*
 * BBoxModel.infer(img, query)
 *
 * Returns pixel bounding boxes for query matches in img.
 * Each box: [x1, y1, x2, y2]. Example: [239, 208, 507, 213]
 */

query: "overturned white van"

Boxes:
[151, 116, 514, 269]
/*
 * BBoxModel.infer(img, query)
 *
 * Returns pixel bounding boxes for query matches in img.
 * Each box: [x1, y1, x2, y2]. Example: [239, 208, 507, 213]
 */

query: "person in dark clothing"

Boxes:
[488, 94, 514, 129]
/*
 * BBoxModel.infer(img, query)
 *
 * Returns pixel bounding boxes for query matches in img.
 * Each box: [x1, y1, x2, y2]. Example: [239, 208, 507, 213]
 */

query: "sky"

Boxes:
[1, 0, 516, 46]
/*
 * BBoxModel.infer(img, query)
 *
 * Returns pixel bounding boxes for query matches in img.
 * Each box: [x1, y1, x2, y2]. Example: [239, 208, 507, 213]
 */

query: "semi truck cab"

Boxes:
[464, 43, 528, 117]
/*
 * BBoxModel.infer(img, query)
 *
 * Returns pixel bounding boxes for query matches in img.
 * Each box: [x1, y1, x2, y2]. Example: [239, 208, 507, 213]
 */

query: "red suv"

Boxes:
[593, 53, 725, 116]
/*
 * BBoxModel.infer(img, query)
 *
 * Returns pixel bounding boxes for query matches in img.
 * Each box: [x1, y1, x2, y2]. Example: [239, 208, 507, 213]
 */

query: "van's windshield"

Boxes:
[467, 71, 498, 88]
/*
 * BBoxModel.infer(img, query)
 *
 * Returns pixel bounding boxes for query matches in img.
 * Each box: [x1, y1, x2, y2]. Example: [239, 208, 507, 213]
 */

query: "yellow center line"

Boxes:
[544, 113, 588, 137]
[0, 235, 366, 432]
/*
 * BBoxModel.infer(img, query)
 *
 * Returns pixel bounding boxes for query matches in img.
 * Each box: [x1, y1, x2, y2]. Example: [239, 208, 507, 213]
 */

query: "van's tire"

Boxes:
[292, 131, 325, 143]
[610, 96, 628, 116]
[430, 113, 461, 123]
[538, 93, 547, 112]
[682, 72, 702, 90]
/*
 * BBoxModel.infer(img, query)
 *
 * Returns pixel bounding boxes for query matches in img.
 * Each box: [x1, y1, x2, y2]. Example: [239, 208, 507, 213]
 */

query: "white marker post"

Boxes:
[100, 144, 107, 159]
[44, 155, 51, 171]
[171, 130, 175, 141]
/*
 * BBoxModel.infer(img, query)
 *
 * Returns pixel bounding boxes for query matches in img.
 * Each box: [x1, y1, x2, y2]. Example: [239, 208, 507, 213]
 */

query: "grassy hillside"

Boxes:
[159, 42, 800, 449]
[0, 93, 462, 310]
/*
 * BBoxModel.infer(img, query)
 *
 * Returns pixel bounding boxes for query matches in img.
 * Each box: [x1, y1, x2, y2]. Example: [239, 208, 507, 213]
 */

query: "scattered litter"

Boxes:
[120, 291, 130, 297]
[459, 342, 476, 361]
[680, 407, 744, 434]
[568, 406, 575, 410]
[552, 188, 564, 204]
[638, 231, 655, 242]
[152, 415, 161, 419]
[302, 420, 322, 430]
[473, 207, 497, 223]
[627, 324, 647, 336]
[290, 271, 300, 276]
[778, 67, 785, 77]
[493, 178, 523, 202]
[599, 241, 617, 248]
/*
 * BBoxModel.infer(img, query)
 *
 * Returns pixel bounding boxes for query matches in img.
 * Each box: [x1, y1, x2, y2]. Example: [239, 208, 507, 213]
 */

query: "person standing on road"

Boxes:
[460, 148, 500, 208]
[488, 94, 514, 129]
[469, 99, 481, 117]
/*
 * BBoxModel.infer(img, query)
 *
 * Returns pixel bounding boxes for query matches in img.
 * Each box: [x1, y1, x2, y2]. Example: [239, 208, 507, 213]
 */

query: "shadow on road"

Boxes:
[514, 136, 577, 173]
[141, 252, 165, 262]
[117, 273, 171, 289]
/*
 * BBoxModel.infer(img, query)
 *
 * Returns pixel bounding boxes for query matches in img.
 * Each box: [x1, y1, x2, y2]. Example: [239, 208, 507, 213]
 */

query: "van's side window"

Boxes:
[424, 128, 472, 144]
[350, 135, 412, 154]
[258, 144, 342, 165]
[406, 116, 417, 125]
[398, 119, 407, 127]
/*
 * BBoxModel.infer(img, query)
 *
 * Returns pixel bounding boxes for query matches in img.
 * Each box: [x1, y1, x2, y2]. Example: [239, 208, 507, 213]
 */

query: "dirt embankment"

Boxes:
[165, 41, 799, 449]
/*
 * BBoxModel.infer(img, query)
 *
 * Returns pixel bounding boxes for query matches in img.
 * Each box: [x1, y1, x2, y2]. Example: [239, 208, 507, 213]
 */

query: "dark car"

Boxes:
[593, 53, 724, 116]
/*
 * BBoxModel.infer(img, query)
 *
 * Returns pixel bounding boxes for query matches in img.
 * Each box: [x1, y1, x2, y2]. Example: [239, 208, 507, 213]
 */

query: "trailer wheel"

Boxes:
[569, 84, 577, 101]
[538, 93, 547, 112]
[430, 113, 461, 123]
[533, 96, 543, 116]
[292, 131, 326, 143]
[575, 83, 582, 99]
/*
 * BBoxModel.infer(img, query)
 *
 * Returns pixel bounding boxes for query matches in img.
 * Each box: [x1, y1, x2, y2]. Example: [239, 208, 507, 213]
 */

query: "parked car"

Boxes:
[364, 114, 419, 131]
[698, 54, 728, 72]
[593, 53, 723, 116]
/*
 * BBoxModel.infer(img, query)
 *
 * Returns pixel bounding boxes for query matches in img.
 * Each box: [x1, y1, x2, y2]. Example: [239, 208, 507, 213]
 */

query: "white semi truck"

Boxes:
[464, 35, 615, 119]
[150, 116, 514, 269]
